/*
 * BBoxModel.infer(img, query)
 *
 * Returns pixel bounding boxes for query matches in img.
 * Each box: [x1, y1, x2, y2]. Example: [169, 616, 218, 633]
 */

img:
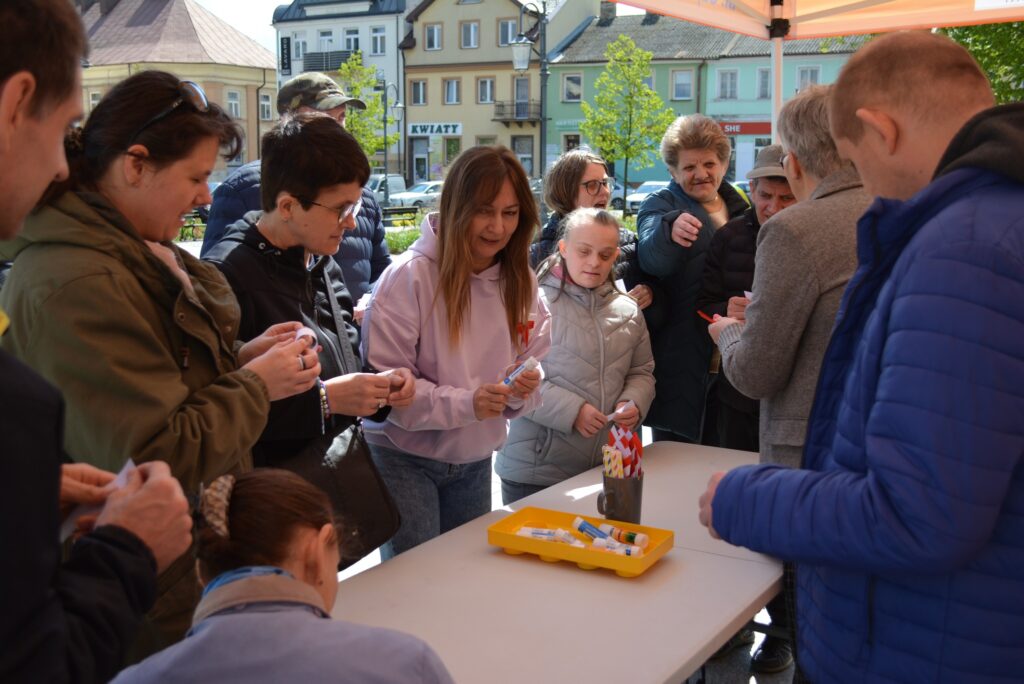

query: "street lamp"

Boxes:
[381, 81, 403, 208]
[510, 1, 549, 184]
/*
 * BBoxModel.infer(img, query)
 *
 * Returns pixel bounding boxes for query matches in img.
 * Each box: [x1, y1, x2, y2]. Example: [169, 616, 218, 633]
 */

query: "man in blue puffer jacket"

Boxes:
[699, 32, 1024, 683]
[200, 73, 391, 301]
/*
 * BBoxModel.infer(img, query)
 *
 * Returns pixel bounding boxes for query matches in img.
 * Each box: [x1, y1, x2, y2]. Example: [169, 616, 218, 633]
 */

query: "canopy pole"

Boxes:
[768, 0, 790, 144]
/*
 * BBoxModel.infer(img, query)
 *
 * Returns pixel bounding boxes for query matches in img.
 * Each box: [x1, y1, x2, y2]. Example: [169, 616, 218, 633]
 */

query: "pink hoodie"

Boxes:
[361, 215, 551, 464]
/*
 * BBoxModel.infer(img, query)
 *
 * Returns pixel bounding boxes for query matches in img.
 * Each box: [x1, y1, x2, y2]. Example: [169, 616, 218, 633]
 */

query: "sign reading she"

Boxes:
[408, 123, 463, 136]
[717, 121, 771, 135]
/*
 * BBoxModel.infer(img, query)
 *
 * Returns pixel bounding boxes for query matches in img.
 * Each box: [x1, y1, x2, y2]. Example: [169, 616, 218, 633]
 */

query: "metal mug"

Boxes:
[597, 473, 643, 524]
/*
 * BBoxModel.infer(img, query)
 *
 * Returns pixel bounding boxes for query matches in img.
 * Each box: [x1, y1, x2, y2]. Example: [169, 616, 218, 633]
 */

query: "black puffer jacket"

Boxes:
[203, 213, 373, 465]
[697, 207, 760, 413]
[201, 161, 391, 301]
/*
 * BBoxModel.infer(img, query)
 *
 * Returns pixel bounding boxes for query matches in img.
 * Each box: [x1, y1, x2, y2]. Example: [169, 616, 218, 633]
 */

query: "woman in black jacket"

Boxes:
[204, 114, 415, 470]
[530, 150, 662, 321]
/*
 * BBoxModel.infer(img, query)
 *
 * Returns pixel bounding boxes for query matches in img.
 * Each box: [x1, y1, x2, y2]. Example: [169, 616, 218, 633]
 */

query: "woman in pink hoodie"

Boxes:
[361, 146, 551, 558]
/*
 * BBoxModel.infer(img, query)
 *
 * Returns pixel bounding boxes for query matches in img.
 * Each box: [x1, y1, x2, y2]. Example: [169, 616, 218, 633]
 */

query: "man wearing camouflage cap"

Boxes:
[201, 72, 390, 302]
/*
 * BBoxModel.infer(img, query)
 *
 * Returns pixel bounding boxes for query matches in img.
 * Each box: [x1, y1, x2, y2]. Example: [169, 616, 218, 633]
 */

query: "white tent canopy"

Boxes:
[615, 0, 1024, 137]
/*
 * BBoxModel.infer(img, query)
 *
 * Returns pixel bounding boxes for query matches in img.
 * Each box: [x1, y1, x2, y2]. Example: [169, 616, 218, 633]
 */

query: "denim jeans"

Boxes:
[369, 442, 493, 560]
[499, 478, 547, 505]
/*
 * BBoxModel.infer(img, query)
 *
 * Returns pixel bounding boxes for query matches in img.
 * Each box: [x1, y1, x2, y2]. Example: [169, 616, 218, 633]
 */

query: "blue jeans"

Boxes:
[369, 443, 493, 560]
[499, 478, 547, 505]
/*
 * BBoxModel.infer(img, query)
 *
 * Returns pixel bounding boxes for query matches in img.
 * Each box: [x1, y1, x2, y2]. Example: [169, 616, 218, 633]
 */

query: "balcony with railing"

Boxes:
[300, 50, 353, 72]
[493, 100, 541, 126]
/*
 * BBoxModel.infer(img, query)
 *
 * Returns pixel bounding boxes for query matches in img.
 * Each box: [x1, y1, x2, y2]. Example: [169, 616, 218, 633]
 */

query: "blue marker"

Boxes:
[503, 356, 539, 385]
[572, 516, 609, 541]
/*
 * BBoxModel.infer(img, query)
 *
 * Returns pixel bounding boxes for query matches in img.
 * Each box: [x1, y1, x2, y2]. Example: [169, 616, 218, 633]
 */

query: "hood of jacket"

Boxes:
[935, 103, 1024, 186]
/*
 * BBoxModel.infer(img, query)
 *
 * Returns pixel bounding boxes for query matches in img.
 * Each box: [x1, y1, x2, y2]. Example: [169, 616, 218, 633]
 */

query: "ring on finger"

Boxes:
[378, 399, 386, 409]
[298, 355, 306, 371]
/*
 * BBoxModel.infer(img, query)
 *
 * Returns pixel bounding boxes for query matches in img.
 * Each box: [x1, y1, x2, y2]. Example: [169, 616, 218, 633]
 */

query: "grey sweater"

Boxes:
[717, 166, 870, 467]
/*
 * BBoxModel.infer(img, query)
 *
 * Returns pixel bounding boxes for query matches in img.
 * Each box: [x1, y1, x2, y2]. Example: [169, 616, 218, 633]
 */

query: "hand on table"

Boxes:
[627, 284, 653, 310]
[697, 471, 727, 540]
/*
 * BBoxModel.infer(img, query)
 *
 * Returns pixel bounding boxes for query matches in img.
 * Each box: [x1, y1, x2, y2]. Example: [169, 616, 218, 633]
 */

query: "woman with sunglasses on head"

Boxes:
[203, 114, 415, 542]
[361, 145, 551, 559]
[529, 149, 660, 314]
[0, 71, 320, 656]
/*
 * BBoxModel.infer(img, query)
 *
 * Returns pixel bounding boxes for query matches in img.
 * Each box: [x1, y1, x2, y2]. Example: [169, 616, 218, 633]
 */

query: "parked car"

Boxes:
[626, 180, 670, 213]
[609, 179, 626, 210]
[388, 180, 443, 208]
[366, 173, 407, 203]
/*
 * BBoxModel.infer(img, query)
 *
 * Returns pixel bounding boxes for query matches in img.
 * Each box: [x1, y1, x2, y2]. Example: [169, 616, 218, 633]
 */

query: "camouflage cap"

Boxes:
[276, 72, 366, 115]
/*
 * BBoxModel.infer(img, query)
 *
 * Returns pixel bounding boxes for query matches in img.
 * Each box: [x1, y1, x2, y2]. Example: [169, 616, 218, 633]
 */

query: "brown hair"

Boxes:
[435, 145, 538, 349]
[195, 469, 336, 583]
[777, 85, 845, 179]
[260, 113, 370, 212]
[42, 70, 243, 205]
[544, 149, 608, 216]
[661, 114, 731, 169]
[0, 0, 88, 117]
[831, 31, 993, 143]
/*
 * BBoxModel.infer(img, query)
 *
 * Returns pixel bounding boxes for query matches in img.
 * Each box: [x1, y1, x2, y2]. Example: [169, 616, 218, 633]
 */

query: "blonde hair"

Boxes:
[661, 114, 731, 169]
[435, 145, 538, 350]
[538, 207, 622, 297]
[831, 31, 993, 143]
[544, 149, 608, 216]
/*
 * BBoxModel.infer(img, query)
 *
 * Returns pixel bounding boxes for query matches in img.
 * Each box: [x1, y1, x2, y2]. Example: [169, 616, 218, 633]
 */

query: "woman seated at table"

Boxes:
[203, 113, 415, 465]
[0, 70, 320, 653]
[111, 469, 454, 684]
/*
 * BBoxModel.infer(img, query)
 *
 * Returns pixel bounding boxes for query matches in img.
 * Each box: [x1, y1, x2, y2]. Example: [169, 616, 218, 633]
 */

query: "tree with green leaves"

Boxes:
[335, 51, 400, 162]
[580, 35, 676, 214]
[942, 23, 1024, 104]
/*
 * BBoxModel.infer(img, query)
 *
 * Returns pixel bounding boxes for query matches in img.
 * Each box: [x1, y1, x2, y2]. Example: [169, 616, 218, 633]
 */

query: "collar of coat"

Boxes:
[192, 573, 330, 625]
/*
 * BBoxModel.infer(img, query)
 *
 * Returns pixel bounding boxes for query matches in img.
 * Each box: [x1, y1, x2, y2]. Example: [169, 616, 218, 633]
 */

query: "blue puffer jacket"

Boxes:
[713, 104, 1024, 683]
[201, 160, 391, 300]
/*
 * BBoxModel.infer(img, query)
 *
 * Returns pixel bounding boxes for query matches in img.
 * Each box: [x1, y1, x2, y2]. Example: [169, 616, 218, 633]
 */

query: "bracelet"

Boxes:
[317, 378, 331, 433]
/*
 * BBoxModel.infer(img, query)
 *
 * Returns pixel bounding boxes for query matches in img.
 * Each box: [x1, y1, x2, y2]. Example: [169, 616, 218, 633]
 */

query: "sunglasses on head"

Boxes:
[129, 81, 210, 145]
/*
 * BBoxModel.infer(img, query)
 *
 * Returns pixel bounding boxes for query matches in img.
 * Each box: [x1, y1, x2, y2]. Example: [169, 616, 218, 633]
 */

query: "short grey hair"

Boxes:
[777, 84, 845, 180]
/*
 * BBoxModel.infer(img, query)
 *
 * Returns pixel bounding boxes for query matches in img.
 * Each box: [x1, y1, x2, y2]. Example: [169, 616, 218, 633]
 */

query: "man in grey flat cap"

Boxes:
[201, 73, 390, 302]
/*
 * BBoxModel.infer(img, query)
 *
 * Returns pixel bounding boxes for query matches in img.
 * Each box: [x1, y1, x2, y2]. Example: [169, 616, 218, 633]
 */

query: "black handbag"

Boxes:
[275, 267, 400, 569]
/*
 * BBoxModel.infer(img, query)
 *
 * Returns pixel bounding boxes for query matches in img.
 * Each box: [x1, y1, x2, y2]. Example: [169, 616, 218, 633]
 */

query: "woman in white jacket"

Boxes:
[497, 208, 655, 504]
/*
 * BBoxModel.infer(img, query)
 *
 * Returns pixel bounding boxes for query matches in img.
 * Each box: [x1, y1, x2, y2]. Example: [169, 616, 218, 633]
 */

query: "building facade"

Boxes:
[400, 0, 599, 182]
[76, 0, 278, 182]
[548, 10, 864, 184]
[273, 0, 411, 173]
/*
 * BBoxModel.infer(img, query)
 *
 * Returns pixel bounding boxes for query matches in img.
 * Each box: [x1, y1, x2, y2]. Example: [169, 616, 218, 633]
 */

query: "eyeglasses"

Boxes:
[580, 178, 614, 196]
[307, 197, 363, 222]
[129, 81, 210, 145]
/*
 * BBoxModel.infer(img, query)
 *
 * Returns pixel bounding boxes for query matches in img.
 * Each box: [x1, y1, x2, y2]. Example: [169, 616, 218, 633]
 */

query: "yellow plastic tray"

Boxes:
[487, 506, 674, 578]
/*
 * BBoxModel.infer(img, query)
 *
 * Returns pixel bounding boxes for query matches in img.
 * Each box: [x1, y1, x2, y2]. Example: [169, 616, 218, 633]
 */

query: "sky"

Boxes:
[193, 0, 646, 55]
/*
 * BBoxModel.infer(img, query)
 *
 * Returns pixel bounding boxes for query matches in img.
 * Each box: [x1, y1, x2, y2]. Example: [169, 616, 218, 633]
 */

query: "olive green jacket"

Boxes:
[0, 191, 269, 654]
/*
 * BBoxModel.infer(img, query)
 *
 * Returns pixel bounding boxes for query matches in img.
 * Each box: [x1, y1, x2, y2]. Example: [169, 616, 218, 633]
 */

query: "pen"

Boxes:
[697, 310, 715, 324]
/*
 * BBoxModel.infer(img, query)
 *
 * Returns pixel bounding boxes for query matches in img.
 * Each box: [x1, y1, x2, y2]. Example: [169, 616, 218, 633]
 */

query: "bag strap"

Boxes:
[322, 265, 361, 377]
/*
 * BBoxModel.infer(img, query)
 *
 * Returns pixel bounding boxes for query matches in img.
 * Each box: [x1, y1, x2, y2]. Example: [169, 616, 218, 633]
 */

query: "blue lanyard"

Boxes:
[202, 565, 294, 597]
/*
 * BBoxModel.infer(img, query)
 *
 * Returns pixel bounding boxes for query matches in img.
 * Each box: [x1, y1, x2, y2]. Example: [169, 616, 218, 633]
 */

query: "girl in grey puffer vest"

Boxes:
[497, 209, 655, 501]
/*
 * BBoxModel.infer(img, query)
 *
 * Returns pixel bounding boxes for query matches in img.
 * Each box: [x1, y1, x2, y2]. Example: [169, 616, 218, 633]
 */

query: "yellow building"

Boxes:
[400, 0, 598, 181]
[76, 0, 277, 181]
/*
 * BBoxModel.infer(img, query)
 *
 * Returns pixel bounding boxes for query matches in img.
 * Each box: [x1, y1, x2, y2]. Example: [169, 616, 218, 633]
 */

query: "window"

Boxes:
[498, 19, 518, 46]
[562, 73, 582, 102]
[642, 72, 654, 90]
[444, 137, 462, 165]
[672, 70, 693, 100]
[318, 30, 333, 51]
[460, 21, 479, 49]
[717, 70, 738, 100]
[425, 24, 442, 51]
[344, 28, 359, 52]
[757, 68, 771, 100]
[411, 80, 427, 105]
[477, 77, 495, 104]
[89, 91, 102, 111]
[797, 66, 820, 91]
[476, 135, 497, 146]
[292, 32, 307, 59]
[226, 90, 241, 118]
[259, 93, 272, 120]
[563, 134, 580, 152]
[370, 26, 385, 55]
[512, 135, 533, 177]
[443, 79, 460, 104]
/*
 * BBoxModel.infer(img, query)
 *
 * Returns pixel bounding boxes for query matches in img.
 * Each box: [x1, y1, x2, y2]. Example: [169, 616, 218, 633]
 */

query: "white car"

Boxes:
[388, 181, 443, 208]
[626, 180, 670, 213]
